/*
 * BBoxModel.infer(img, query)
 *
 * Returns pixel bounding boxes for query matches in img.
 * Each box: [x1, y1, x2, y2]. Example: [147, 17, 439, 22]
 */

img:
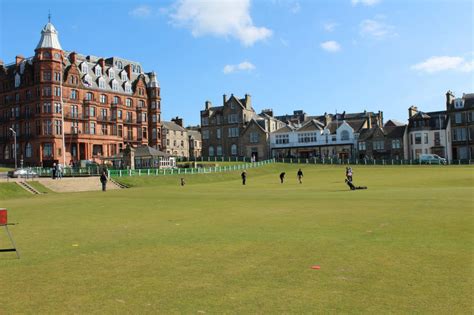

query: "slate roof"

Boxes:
[162, 121, 186, 132]
[187, 130, 201, 140]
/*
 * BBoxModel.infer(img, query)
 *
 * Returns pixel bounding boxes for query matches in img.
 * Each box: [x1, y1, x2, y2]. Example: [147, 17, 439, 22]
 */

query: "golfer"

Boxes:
[297, 169, 303, 184]
[241, 170, 247, 185]
[100, 171, 108, 191]
[279, 172, 286, 184]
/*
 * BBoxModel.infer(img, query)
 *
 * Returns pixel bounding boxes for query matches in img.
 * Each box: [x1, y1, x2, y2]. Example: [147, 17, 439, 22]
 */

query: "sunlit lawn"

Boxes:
[0, 164, 472, 313]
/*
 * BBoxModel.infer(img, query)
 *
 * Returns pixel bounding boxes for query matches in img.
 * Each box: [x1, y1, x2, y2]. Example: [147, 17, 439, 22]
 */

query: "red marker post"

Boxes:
[0, 209, 20, 259]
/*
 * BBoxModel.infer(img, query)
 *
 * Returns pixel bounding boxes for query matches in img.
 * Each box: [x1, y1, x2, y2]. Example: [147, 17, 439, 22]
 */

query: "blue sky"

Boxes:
[1, 0, 473, 126]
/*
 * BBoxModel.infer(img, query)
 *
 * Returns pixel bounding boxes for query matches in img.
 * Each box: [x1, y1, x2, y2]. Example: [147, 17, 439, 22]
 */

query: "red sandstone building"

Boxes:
[0, 20, 162, 167]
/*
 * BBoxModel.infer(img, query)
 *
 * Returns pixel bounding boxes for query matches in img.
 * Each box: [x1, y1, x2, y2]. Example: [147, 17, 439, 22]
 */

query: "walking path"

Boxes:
[0, 176, 121, 193]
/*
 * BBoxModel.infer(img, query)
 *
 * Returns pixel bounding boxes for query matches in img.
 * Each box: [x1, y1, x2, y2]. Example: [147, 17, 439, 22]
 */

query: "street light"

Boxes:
[9, 128, 17, 169]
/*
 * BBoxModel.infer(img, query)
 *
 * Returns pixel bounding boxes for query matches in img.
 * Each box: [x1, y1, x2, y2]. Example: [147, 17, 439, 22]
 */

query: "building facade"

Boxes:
[406, 106, 452, 161]
[0, 21, 162, 167]
[445, 91, 473, 160]
[357, 121, 408, 160]
[200, 94, 257, 158]
[187, 128, 202, 159]
[161, 118, 189, 158]
[270, 110, 382, 159]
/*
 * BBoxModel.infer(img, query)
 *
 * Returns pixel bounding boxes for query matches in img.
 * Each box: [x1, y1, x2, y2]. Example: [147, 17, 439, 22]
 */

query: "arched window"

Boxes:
[126, 99, 132, 107]
[341, 130, 350, 141]
[117, 61, 123, 69]
[85, 92, 93, 101]
[231, 144, 237, 156]
[100, 94, 107, 104]
[113, 96, 120, 104]
[216, 146, 222, 156]
[209, 146, 214, 157]
[25, 143, 32, 158]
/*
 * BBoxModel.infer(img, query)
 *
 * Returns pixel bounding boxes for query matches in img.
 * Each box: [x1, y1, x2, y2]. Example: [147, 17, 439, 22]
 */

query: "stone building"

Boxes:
[187, 127, 202, 159]
[240, 112, 285, 160]
[357, 120, 408, 160]
[445, 91, 473, 160]
[161, 117, 189, 158]
[406, 106, 452, 160]
[0, 20, 162, 166]
[200, 94, 257, 158]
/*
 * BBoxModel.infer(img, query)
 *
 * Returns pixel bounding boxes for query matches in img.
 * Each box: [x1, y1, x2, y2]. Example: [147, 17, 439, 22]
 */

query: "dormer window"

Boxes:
[83, 74, 92, 86]
[81, 62, 89, 74]
[108, 68, 115, 79]
[14, 73, 21, 88]
[454, 98, 464, 109]
[111, 80, 119, 91]
[124, 82, 132, 93]
[137, 66, 141, 73]
[117, 61, 123, 69]
[95, 65, 102, 77]
[121, 71, 128, 81]
[98, 77, 106, 89]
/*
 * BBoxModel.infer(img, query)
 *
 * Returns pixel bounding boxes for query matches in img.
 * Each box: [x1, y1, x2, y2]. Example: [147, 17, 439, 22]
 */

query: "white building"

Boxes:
[407, 106, 452, 161]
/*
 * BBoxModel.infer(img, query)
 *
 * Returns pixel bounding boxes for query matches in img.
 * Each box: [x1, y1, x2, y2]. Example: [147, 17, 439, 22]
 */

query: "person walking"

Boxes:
[279, 172, 286, 184]
[51, 163, 57, 179]
[57, 163, 63, 179]
[100, 171, 108, 192]
[297, 168, 303, 184]
[180, 178, 185, 186]
[241, 170, 247, 185]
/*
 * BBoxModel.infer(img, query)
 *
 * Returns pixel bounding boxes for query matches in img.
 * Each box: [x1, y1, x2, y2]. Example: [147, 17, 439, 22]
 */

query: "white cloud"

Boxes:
[351, 0, 381, 6]
[359, 17, 396, 39]
[129, 5, 152, 18]
[323, 21, 338, 32]
[170, 0, 272, 46]
[320, 41, 341, 52]
[411, 56, 474, 74]
[223, 61, 256, 74]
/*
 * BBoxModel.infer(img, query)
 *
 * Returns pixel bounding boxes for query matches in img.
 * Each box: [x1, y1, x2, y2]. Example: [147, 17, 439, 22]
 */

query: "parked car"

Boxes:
[419, 154, 447, 165]
[7, 168, 38, 178]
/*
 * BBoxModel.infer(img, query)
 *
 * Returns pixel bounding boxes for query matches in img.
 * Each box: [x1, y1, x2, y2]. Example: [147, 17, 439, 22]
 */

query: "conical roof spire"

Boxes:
[36, 19, 62, 50]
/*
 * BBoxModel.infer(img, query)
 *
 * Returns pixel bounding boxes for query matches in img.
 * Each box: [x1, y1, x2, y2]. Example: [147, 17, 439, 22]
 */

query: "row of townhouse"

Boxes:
[161, 117, 202, 159]
[200, 91, 473, 162]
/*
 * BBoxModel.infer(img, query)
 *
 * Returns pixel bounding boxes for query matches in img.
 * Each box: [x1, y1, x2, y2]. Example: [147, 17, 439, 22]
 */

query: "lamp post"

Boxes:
[9, 128, 17, 169]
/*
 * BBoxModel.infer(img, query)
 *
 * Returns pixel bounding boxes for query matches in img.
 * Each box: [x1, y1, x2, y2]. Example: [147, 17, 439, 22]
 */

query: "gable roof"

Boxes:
[162, 121, 186, 132]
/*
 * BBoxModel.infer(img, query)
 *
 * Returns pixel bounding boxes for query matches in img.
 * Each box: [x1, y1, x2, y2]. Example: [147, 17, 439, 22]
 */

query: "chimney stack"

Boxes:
[125, 64, 132, 80]
[223, 94, 227, 105]
[245, 94, 251, 109]
[99, 58, 106, 70]
[172, 116, 183, 127]
[205, 100, 212, 110]
[446, 90, 455, 109]
[69, 52, 77, 64]
[408, 106, 418, 118]
[15, 55, 24, 65]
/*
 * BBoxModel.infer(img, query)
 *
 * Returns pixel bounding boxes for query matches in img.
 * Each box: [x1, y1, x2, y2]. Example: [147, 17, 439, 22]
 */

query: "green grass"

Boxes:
[0, 182, 31, 199]
[26, 181, 55, 194]
[0, 164, 472, 313]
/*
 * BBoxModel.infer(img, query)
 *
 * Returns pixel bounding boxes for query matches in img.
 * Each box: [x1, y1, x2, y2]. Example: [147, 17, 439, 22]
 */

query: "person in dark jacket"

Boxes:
[241, 170, 247, 185]
[100, 171, 108, 191]
[279, 172, 286, 183]
[345, 179, 367, 190]
[297, 169, 303, 184]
